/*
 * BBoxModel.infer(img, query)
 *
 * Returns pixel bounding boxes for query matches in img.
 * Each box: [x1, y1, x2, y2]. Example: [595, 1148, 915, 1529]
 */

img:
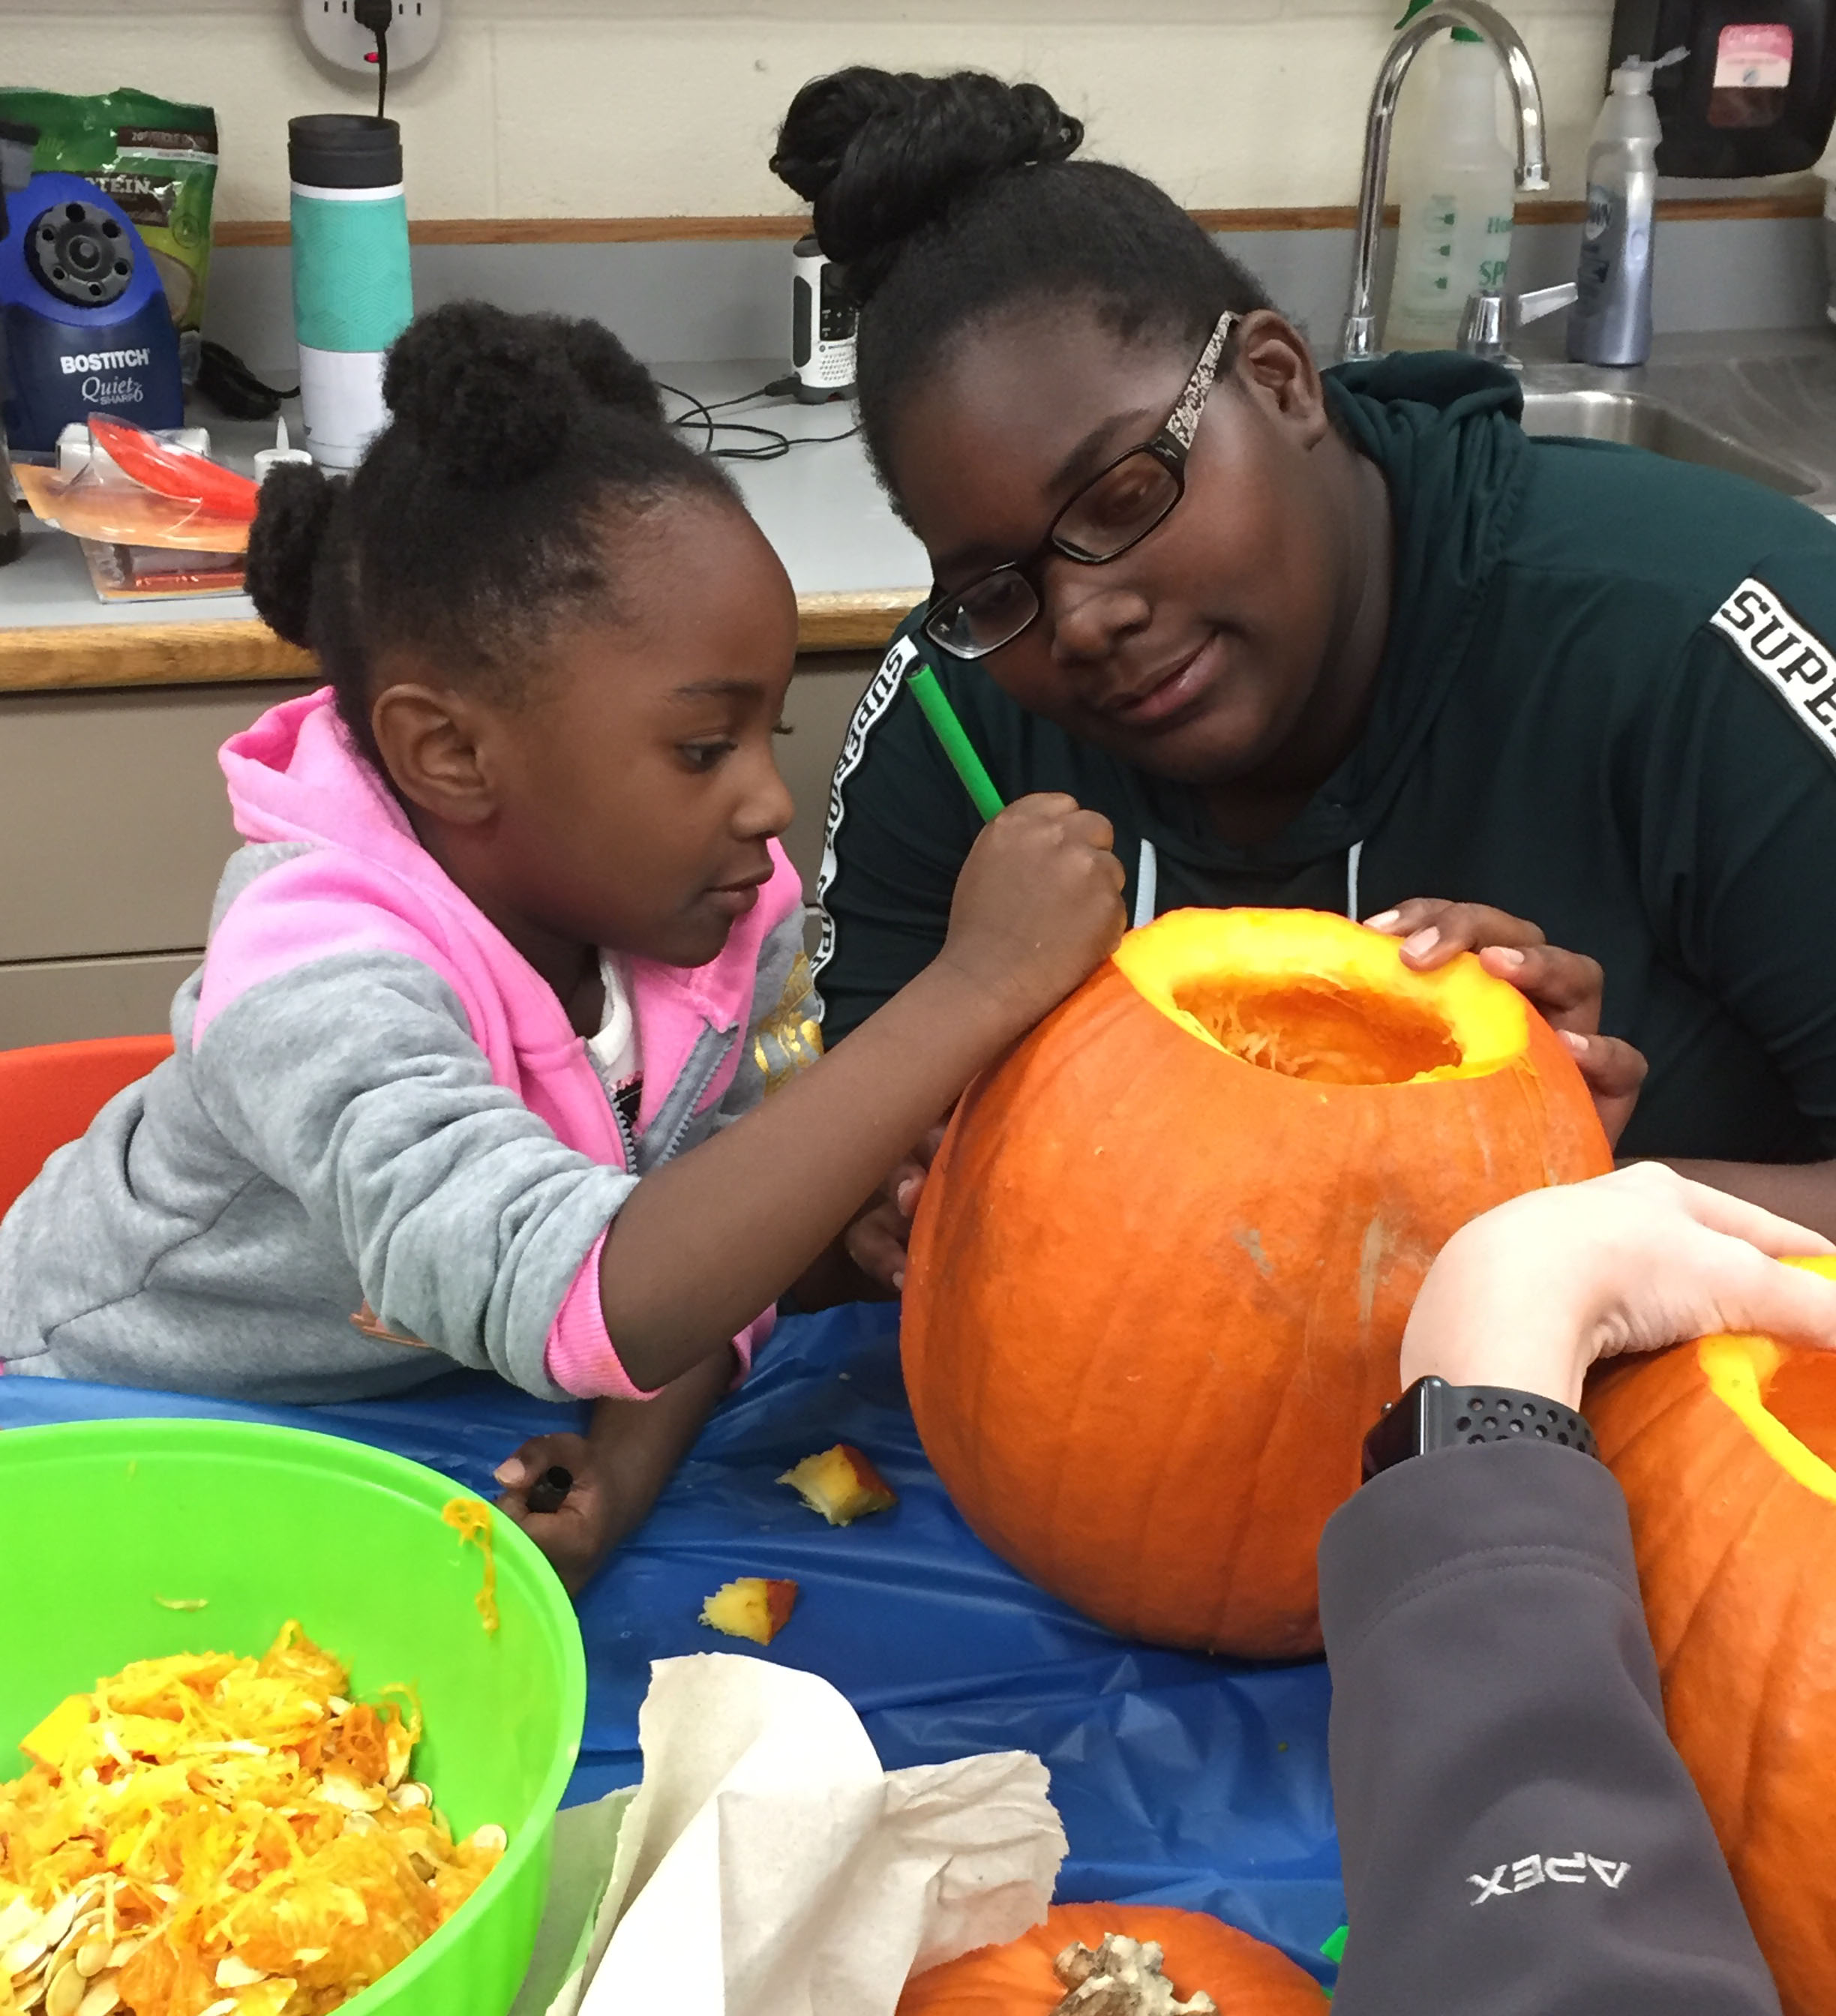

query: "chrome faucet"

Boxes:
[1340, 0, 1550, 362]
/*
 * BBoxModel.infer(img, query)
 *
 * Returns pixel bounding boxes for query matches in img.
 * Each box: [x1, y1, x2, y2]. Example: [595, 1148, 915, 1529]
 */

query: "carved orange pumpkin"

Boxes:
[1588, 1256, 1836, 2016]
[896, 1903, 1322, 2014]
[904, 908, 1610, 1658]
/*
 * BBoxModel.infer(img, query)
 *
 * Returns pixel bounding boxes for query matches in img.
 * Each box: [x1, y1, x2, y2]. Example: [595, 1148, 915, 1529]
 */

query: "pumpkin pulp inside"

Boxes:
[1700, 1255, 1836, 1501]
[1114, 907, 1528, 1086]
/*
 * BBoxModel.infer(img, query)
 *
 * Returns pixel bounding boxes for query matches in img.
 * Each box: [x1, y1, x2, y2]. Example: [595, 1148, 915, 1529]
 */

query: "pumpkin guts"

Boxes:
[895, 1903, 1322, 2013]
[0, 1623, 503, 2016]
[439, 1500, 499, 1636]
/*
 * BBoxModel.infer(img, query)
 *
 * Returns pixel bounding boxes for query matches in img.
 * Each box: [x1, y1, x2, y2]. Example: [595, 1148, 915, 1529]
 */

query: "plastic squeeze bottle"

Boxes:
[1382, 5, 1516, 352]
[1568, 52, 1682, 366]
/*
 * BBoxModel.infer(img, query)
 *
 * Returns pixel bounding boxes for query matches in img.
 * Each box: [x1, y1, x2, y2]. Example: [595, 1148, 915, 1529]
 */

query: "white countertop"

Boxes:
[0, 362, 928, 632]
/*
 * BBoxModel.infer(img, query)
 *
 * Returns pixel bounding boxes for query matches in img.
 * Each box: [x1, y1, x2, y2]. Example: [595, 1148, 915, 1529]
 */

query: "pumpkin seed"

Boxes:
[104, 1940, 142, 1972]
[74, 1940, 110, 1980]
[0, 1898, 38, 1949]
[46, 1952, 86, 2016]
[390, 1782, 430, 1810]
[76, 1977, 120, 2016]
[466, 1824, 507, 1856]
[315, 1773, 383, 1814]
[199, 1999, 238, 2016]
[214, 1957, 266, 1989]
[34, 1894, 88, 1961]
[5, 1933, 50, 1978]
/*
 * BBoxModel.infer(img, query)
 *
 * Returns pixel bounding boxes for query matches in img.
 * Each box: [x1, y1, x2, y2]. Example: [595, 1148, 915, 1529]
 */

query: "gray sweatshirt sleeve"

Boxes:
[192, 950, 634, 1399]
[709, 908, 824, 1128]
[1318, 1438, 1778, 2016]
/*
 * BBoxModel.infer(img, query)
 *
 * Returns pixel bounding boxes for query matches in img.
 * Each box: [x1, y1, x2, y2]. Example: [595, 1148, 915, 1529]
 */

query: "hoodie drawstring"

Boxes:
[1133, 838, 1159, 932]
[1134, 834, 1365, 929]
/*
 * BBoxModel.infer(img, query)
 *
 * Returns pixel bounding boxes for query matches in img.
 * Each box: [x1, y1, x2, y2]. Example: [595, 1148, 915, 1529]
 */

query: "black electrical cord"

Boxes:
[197, 340, 298, 422]
[353, 0, 392, 118]
[654, 379, 859, 462]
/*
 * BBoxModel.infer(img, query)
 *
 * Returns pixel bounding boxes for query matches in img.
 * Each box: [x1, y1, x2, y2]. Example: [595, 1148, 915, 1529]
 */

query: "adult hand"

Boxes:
[1364, 898, 1647, 1147]
[495, 1431, 620, 1596]
[938, 794, 1126, 1037]
[844, 1120, 948, 1294]
[1400, 1162, 1836, 1410]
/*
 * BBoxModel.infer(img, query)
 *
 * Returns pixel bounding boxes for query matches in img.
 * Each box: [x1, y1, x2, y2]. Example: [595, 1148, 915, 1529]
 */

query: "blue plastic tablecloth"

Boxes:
[0, 1303, 1342, 1977]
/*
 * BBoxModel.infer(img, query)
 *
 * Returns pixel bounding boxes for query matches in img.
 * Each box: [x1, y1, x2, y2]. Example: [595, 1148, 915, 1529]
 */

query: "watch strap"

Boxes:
[1362, 1375, 1598, 1481]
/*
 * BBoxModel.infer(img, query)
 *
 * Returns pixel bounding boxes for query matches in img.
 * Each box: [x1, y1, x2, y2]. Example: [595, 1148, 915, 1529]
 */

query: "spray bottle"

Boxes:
[1568, 49, 1686, 367]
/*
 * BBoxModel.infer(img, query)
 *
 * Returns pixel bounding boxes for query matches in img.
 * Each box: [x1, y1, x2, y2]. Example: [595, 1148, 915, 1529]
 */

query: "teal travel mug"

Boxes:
[288, 114, 411, 470]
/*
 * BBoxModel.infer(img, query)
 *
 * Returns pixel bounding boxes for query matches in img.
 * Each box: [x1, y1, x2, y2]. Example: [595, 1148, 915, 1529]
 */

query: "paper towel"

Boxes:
[578, 1652, 1067, 2016]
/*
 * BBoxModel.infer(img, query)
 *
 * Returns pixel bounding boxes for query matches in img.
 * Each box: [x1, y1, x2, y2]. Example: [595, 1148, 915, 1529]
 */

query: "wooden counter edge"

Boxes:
[212, 190, 1826, 245]
[0, 590, 918, 694]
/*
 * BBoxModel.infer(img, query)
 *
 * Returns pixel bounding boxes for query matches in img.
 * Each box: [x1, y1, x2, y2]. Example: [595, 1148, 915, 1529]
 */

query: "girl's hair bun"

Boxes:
[381, 300, 662, 488]
[771, 68, 1083, 302]
[245, 460, 340, 647]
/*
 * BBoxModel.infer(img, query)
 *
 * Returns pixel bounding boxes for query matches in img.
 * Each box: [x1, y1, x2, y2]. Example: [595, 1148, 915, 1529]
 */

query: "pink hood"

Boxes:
[204, 688, 803, 1165]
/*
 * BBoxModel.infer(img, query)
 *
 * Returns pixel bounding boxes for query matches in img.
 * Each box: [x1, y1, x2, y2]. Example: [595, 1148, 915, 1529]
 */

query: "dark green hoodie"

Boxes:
[813, 353, 1836, 1165]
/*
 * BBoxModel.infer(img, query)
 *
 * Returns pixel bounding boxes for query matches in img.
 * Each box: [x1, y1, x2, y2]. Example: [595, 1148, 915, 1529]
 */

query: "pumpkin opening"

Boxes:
[1699, 1324, 1836, 1505]
[1112, 906, 1532, 1084]
[1750, 1355, 1836, 1484]
[1171, 976, 1462, 1086]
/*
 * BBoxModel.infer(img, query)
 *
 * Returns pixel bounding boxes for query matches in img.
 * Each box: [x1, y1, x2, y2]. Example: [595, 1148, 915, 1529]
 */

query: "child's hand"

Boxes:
[495, 1432, 621, 1595]
[938, 794, 1126, 1033]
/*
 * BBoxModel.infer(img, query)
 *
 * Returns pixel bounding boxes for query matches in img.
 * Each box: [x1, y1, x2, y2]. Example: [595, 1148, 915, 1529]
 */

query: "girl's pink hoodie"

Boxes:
[0, 689, 813, 1406]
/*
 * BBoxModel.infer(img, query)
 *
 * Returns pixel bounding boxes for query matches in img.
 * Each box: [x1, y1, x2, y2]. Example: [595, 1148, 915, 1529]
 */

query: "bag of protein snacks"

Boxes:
[0, 86, 218, 383]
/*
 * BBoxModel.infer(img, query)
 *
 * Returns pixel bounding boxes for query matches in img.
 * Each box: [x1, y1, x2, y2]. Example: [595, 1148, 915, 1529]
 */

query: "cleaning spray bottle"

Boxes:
[1568, 50, 1685, 367]
[1382, 0, 1516, 352]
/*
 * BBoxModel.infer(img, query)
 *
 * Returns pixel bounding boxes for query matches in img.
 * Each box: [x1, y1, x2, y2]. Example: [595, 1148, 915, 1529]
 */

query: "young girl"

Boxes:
[0, 302, 1125, 1588]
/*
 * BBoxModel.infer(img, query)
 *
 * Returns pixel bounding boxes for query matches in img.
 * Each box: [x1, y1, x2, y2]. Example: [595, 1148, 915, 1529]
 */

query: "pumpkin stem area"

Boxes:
[1170, 978, 1462, 1087]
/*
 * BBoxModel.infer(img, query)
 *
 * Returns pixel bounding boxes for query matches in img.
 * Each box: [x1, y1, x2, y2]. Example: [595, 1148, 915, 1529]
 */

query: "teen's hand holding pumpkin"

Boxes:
[844, 1120, 946, 1296]
[1364, 897, 1648, 1146]
[1401, 1162, 1836, 1411]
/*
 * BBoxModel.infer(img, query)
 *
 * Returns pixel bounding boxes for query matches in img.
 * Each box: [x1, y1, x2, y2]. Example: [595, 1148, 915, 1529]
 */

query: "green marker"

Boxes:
[1319, 1922, 1348, 2000]
[905, 658, 1006, 822]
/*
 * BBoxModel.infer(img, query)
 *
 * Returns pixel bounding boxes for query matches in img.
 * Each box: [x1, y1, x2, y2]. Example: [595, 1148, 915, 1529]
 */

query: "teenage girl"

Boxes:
[0, 302, 1124, 1588]
[770, 70, 1836, 1280]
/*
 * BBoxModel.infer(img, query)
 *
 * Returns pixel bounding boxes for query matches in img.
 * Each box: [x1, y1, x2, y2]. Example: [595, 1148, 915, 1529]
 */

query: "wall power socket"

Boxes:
[300, 0, 443, 78]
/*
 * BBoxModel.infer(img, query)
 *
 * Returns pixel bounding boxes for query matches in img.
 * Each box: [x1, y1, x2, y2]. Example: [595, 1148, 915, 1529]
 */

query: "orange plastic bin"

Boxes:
[0, 1034, 173, 1216]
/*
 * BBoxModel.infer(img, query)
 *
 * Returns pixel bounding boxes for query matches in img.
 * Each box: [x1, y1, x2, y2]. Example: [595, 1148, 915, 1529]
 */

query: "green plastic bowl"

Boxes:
[0, 1418, 586, 2016]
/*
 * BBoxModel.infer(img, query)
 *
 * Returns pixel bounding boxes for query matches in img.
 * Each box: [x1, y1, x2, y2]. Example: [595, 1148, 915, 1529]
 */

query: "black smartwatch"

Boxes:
[1360, 1375, 1598, 1481]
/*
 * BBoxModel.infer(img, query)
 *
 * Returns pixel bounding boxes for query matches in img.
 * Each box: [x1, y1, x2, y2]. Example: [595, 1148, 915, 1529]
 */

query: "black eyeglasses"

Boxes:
[922, 308, 1240, 663]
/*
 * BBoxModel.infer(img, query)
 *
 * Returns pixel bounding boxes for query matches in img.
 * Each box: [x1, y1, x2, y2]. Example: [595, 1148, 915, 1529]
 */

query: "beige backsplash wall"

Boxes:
[0, 0, 1647, 220]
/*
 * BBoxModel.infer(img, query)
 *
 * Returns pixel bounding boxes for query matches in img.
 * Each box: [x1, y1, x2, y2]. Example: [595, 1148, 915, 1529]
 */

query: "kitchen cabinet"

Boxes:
[0, 654, 879, 1046]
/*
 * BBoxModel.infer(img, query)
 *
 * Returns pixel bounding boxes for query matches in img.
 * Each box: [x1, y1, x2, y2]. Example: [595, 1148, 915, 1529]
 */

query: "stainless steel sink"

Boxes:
[1519, 388, 1817, 499]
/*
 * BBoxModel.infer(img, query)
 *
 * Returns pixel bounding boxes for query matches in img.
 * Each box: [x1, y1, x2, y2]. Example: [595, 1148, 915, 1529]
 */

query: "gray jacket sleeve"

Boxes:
[193, 951, 634, 1398]
[1318, 1438, 1778, 2016]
